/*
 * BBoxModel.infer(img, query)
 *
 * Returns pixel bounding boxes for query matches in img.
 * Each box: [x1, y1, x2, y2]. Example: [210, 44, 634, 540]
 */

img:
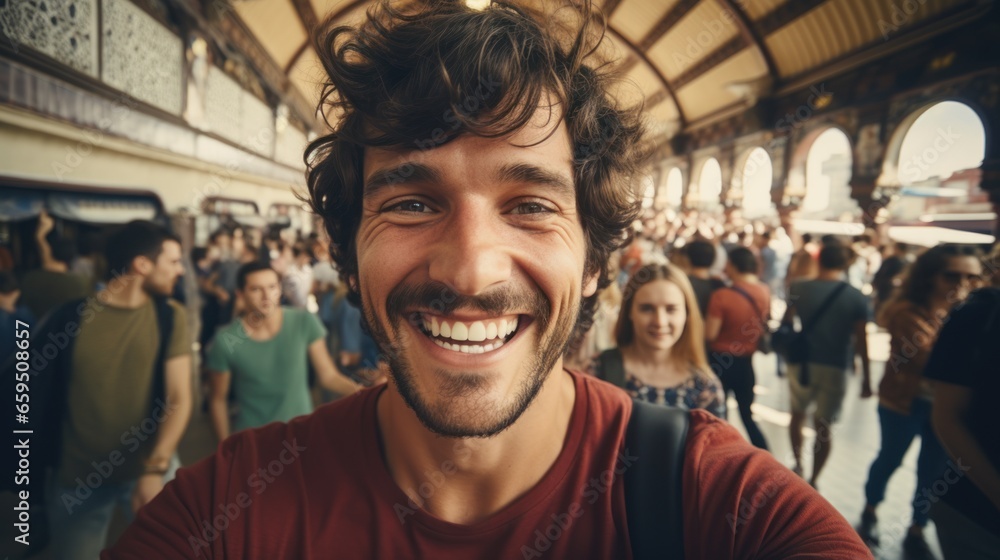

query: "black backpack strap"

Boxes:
[151, 296, 176, 410]
[729, 285, 767, 321]
[597, 347, 626, 387]
[624, 399, 690, 560]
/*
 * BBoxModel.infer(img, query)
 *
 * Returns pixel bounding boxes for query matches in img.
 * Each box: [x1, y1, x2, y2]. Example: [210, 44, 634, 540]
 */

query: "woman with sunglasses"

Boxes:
[859, 244, 984, 556]
[588, 262, 726, 418]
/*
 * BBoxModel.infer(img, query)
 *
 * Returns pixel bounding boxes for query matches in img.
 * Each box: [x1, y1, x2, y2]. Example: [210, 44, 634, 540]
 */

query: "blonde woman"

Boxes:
[589, 263, 726, 418]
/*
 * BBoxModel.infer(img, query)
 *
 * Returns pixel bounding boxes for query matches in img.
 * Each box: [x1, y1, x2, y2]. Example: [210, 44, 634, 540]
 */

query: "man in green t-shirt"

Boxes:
[47, 220, 193, 560]
[206, 262, 360, 441]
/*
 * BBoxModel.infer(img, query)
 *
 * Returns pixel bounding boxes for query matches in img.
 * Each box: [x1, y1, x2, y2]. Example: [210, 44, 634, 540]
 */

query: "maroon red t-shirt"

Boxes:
[103, 371, 871, 559]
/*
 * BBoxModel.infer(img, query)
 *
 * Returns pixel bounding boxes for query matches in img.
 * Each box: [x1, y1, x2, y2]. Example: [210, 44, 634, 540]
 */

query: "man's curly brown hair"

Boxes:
[305, 0, 645, 349]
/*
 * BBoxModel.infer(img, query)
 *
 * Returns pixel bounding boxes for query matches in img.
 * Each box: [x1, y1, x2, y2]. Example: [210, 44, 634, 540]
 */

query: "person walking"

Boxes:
[206, 262, 361, 440]
[705, 247, 770, 449]
[784, 245, 871, 487]
[859, 244, 984, 558]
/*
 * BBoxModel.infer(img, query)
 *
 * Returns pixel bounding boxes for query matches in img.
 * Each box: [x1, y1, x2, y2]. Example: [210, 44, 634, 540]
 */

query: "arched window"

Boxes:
[741, 147, 773, 218]
[699, 158, 722, 208]
[898, 101, 985, 186]
[640, 174, 655, 209]
[804, 128, 852, 214]
[665, 167, 683, 207]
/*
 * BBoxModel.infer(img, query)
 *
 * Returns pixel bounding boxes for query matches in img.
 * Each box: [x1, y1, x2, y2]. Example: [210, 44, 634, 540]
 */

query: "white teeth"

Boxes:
[468, 321, 486, 342]
[431, 334, 509, 354]
[423, 317, 518, 346]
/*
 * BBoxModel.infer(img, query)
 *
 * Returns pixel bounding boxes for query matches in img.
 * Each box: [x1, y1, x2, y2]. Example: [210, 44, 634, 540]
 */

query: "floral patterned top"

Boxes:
[587, 356, 728, 419]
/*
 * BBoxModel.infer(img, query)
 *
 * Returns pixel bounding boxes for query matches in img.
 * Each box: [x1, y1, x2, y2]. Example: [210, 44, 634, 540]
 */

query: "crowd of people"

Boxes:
[567, 205, 1000, 559]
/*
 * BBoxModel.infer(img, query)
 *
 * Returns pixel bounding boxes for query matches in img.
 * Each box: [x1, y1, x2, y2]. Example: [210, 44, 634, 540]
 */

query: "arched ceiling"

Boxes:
[229, 0, 979, 137]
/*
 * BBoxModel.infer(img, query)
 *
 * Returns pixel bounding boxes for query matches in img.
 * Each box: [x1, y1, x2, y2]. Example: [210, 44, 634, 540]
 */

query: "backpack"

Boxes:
[624, 399, 690, 559]
[593, 353, 690, 557]
[3, 296, 174, 500]
[596, 347, 626, 387]
[771, 282, 848, 385]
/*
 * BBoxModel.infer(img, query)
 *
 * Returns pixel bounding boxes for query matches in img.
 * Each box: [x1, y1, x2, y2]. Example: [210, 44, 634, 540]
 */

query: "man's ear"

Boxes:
[583, 271, 599, 298]
[133, 255, 153, 276]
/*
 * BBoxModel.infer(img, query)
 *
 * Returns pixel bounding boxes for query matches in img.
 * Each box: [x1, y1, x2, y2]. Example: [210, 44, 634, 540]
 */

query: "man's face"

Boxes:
[358, 113, 596, 438]
[141, 240, 184, 296]
[240, 269, 282, 318]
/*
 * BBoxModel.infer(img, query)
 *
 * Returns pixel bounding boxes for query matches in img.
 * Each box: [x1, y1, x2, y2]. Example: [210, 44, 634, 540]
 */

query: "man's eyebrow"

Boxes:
[363, 163, 441, 199]
[495, 163, 574, 198]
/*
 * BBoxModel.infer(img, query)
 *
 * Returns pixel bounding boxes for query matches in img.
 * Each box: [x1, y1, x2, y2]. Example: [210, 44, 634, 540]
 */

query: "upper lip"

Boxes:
[411, 310, 525, 321]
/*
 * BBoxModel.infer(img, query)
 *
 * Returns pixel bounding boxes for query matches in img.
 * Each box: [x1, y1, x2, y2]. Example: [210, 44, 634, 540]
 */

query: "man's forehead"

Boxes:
[362, 118, 574, 197]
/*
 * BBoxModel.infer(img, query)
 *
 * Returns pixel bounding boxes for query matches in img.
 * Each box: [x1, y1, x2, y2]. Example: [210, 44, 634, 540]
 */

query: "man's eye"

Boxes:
[385, 200, 430, 214]
[511, 202, 553, 215]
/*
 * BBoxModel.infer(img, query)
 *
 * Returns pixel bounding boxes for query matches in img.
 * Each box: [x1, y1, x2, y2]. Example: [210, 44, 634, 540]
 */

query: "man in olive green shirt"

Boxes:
[206, 262, 360, 441]
[47, 221, 192, 560]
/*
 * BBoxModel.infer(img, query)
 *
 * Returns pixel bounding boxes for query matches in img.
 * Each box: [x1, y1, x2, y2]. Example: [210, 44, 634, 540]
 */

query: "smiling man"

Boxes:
[104, 1, 871, 558]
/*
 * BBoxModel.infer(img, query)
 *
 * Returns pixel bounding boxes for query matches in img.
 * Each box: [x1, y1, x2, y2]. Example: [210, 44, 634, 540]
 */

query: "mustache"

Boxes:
[385, 281, 551, 328]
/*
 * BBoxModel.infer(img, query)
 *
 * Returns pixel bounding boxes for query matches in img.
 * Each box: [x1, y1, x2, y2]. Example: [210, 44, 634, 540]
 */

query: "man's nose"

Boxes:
[427, 207, 512, 296]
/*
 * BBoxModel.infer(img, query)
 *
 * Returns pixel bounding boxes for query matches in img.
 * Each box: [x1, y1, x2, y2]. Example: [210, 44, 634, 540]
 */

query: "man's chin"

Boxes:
[387, 354, 549, 439]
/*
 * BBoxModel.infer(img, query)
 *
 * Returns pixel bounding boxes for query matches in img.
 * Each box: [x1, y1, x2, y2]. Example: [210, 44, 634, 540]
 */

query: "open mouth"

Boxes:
[412, 313, 525, 354]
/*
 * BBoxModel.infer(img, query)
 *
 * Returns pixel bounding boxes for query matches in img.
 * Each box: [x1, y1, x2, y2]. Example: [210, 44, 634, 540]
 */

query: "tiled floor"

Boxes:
[732, 337, 943, 560]
[3, 330, 944, 559]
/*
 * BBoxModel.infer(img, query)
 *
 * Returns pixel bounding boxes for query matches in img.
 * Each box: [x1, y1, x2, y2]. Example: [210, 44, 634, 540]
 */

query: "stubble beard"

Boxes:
[362, 283, 579, 439]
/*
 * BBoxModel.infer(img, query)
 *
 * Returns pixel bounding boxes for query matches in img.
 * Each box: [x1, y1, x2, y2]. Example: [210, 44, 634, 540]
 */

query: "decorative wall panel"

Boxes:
[205, 65, 242, 143]
[240, 90, 274, 156]
[101, 0, 182, 114]
[0, 0, 98, 76]
[275, 126, 307, 169]
[204, 65, 275, 156]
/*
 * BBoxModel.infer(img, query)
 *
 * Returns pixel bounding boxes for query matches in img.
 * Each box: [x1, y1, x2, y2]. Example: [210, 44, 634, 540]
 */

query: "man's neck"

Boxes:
[242, 308, 284, 339]
[731, 273, 758, 284]
[376, 362, 576, 525]
[99, 279, 150, 309]
[689, 268, 710, 280]
[816, 269, 844, 281]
